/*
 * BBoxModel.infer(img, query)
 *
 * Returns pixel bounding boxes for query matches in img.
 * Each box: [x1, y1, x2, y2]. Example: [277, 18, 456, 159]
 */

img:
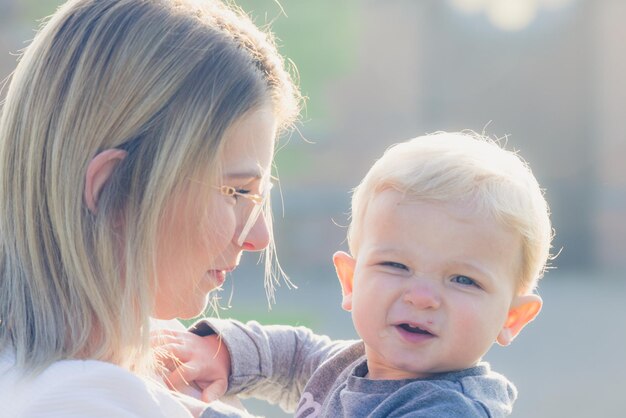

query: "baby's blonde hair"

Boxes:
[348, 131, 552, 294]
[0, 0, 300, 374]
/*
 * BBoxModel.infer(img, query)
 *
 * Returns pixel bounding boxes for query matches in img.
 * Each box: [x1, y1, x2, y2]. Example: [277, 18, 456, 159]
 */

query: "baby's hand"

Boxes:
[152, 328, 232, 403]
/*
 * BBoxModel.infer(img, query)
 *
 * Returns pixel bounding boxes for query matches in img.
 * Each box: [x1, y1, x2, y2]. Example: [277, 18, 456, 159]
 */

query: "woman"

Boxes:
[0, 0, 300, 416]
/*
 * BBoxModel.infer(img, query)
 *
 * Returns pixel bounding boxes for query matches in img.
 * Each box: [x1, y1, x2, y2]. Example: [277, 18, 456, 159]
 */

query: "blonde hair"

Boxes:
[348, 131, 552, 294]
[0, 0, 300, 373]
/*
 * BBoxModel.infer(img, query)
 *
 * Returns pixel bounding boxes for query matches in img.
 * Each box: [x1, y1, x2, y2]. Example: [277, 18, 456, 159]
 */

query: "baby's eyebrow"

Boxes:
[453, 261, 496, 283]
[370, 246, 403, 257]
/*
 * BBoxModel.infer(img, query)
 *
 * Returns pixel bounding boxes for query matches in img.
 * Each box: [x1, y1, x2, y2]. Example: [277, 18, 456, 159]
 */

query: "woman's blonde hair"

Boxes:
[348, 131, 553, 294]
[0, 0, 300, 373]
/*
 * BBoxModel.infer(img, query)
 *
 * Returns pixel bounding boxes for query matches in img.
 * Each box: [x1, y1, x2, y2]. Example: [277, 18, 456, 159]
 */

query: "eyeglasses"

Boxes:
[218, 182, 273, 246]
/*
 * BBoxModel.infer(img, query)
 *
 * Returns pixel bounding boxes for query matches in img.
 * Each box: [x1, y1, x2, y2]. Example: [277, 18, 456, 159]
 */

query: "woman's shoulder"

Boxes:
[0, 348, 191, 417]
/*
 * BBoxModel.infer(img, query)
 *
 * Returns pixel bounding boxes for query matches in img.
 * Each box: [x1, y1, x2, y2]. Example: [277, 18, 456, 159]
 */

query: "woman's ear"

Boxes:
[333, 251, 356, 312]
[497, 294, 543, 346]
[84, 149, 127, 213]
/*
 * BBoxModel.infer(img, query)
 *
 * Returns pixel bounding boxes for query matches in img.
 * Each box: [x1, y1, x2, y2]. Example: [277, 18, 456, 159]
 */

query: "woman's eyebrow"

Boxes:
[224, 170, 263, 180]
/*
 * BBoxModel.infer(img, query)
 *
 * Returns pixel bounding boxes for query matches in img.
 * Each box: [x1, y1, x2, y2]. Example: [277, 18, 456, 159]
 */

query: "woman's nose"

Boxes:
[240, 213, 270, 251]
[403, 279, 441, 310]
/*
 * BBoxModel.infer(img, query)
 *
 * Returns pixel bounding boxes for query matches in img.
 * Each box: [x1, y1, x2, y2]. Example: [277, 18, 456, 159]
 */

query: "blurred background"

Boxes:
[2, 0, 625, 416]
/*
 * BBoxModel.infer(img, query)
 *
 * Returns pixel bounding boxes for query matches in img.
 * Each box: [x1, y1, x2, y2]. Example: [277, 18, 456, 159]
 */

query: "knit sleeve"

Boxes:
[192, 318, 353, 413]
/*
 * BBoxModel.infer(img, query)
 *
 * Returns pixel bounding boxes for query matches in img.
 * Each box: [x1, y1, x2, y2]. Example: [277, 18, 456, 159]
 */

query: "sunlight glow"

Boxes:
[450, 0, 575, 31]
[541, 0, 574, 10]
[450, 0, 490, 14]
[486, 0, 538, 31]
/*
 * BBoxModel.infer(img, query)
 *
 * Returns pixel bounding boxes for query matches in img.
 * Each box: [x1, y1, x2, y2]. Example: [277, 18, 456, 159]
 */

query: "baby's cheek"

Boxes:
[451, 303, 489, 342]
[460, 304, 506, 352]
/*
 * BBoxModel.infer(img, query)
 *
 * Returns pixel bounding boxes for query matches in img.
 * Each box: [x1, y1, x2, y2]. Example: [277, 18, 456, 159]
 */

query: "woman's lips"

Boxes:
[206, 270, 226, 287]
[206, 266, 235, 288]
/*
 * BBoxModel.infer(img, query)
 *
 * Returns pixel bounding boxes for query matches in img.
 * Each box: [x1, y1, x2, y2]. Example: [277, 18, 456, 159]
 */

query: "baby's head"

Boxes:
[333, 131, 553, 379]
[349, 131, 551, 294]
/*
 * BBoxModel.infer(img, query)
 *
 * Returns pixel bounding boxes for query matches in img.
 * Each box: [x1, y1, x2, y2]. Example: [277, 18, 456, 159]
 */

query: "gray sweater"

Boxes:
[193, 319, 516, 418]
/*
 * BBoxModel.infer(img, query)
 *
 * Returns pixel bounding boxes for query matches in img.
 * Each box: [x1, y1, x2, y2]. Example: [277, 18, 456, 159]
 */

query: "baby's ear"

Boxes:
[497, 294, 542, 346]
[333, 251, 356, 312]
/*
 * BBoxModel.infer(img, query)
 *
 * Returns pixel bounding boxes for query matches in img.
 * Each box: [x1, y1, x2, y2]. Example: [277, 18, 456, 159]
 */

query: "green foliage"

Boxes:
[179, 308, 318, 329]
[8, 0, 356, 177]
[236, 0, 360, 123]
[13, 0, 360, 125]
[274, 145, 313, 179]
[18, 0, 63, 22]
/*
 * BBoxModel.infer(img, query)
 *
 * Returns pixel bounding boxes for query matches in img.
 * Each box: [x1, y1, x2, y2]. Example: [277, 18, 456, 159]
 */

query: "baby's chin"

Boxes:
[366, 365, 436, 380]
[364, 355, 438, 380]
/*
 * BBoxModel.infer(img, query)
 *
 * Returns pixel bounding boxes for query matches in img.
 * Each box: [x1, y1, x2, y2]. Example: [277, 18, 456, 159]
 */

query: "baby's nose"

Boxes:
[403, 279, 441, 309]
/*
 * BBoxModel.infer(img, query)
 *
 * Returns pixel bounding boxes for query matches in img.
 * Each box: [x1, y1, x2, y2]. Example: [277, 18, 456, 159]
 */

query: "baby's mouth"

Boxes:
[398, 323, 433, 336]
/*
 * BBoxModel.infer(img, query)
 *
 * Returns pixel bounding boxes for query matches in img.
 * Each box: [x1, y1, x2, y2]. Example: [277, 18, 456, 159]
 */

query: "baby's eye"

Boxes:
[451, 275, 480, 288]
[380, 261, 409, 271]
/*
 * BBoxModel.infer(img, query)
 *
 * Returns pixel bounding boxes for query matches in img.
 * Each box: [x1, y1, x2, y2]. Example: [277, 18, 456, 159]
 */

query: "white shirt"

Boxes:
[0, 348, 193, 418]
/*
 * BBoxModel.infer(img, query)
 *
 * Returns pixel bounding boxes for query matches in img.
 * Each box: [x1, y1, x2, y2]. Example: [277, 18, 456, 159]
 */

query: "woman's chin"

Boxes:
[152, 294, 210, 320]
[205, 270, 226, 289]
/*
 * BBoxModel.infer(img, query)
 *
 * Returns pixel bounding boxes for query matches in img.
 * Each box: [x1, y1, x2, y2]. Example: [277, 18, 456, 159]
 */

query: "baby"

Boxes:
[156, 131, 553, 417]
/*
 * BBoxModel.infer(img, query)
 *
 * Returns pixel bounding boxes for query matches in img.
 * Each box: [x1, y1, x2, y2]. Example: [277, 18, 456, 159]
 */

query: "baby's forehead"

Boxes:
[360, 191, 524, 272]
[365, 190, 481, 220]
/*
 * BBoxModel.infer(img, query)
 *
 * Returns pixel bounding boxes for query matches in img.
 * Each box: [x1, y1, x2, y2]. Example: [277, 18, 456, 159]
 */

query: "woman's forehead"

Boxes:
[220, 105, 277, 177]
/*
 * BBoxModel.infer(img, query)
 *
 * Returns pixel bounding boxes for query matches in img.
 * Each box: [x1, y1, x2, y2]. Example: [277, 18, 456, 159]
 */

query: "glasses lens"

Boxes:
[236, 182, 272, 246]
[236, 202, 264, 246]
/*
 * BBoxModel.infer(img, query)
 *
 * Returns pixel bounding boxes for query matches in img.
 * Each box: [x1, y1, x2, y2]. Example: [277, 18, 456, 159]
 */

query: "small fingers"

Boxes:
[164, 362, 203, 392]
[199, 379, 228, 403]
[154, 341, 190, 360]
[150, 329, 186, 348]
[153, 342, 192, 376]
